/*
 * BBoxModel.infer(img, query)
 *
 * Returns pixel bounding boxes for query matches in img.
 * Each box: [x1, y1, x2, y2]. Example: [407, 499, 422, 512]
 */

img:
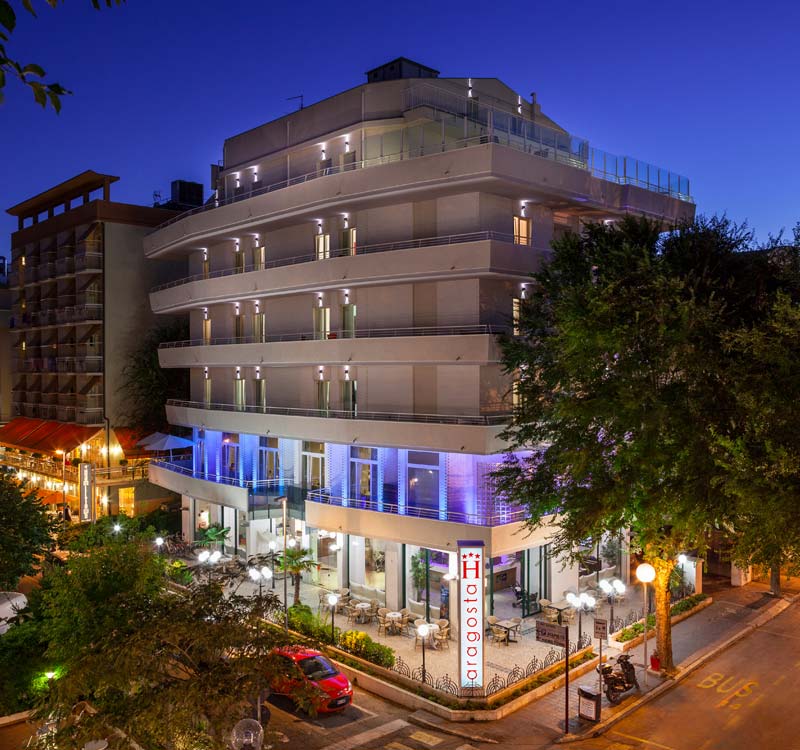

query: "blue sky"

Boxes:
[1, 0, 798, 259]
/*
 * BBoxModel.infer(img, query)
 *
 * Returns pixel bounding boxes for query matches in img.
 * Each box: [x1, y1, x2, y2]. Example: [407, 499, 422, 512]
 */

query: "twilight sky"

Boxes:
[1, 0, 798, 260]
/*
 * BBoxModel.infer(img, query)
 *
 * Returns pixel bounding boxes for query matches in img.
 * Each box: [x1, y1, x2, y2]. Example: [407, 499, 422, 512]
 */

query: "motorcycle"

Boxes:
[597, 653, 639, 704]
[511, 585, 539, 612]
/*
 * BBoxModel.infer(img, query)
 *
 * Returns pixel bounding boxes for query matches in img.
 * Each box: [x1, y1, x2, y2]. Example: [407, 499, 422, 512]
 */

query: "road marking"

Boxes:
[408, 730, 443, 746]
[320, 719, 409, 750]
[609, 730, 679, 750]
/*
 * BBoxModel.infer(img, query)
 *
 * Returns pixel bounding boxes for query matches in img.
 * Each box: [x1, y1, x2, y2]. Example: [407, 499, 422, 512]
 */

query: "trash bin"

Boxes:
[578, 686, 602, 722]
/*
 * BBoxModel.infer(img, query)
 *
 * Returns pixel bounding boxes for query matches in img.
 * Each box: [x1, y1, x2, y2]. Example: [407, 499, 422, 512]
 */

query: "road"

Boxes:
[572, 601, 800, 750]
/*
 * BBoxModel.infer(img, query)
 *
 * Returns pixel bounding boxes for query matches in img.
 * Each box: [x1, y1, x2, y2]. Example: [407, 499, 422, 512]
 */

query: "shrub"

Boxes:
[615, 593, 708, 642]
[166, 560, 193, 586]
[338, 630, 395, 668]
[287, 604, 337, 644]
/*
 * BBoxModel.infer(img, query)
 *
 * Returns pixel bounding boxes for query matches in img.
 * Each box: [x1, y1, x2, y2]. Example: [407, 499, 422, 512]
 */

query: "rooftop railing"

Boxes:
[151, 230, 522, 293]
[152, 95, 691, 232]
[150, 458, 284, 491]
[166, 398, 510, 426]
[159, 323, 510, 349]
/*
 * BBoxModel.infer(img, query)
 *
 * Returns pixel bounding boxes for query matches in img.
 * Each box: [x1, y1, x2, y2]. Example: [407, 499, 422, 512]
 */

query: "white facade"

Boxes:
[146, 61, 694, 621]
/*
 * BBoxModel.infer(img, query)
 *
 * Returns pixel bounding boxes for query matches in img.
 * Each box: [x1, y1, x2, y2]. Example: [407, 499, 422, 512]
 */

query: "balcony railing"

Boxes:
[160, 323, 510, 349]
[151, 230, 522, 292]
[307, 489, 528, 527]
[0, 452, 78, 483]
[166, 398, 510, 426]
[150, 459, 283, 491]
[74, 253, 103, 272]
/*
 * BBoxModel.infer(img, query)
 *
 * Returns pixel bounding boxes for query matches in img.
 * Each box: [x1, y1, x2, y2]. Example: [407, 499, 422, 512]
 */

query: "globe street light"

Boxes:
[198, 549, 222, 590]
[327, 593, 339, 644]
[417, 623, 430, 685]
[636, 563, 656, 685]
[154, 536, 164, 550]
[566, 591, 596, 641]
[248, 565, 273, 599]
[598, 578, 626, 631]
[112, 523, 121, 533]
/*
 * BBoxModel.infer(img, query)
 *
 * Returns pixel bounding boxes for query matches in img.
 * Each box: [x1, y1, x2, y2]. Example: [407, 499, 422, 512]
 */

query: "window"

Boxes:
[341, 380, 357, 415]
[513, 215, 531, 246]
[203, 377, 212, 407]
[202, 318, 211, 345]
[315, 233, 330, 260]
[341, 304, 356, 338]
[253, 242, 266, 271]
[316, 380, 330, 412]
[259, 436, 279, 479]
[253, 312, 266, 342]
[512, 298, 521, 336]
[349, 446, 377, 505]
[118, 487, 135, 516]
[407, 451, 441, 516]
[235, 247, 244, 272]
[234, 312, 244, 339]
[234, 377, 246, 411]
[313, 306, 330, 340]
[254, 377, 266, 412]
[222, 437, 239, 477]
[512, 374, 522, 409]
[302, 440, 325, 489]
[340, 228, 357, 256]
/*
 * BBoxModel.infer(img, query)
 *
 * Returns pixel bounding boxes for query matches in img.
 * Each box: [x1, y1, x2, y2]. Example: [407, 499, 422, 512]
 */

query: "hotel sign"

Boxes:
[79, 462, 94, 522]
[458, 540, 484, 689]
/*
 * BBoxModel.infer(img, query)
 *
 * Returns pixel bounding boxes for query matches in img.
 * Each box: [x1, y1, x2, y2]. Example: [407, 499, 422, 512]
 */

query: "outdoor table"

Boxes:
[355, 601, 372, 623]
[546, 599, 572, 626]
[385, 611, 403, 634]
[495, 618, 520, 644]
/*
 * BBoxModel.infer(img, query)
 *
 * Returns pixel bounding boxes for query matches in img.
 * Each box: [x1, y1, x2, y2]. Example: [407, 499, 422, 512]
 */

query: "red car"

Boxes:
[270, 646, 353, 713]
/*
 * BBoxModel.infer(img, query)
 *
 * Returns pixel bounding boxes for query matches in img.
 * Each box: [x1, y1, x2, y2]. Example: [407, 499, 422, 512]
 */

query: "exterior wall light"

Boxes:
[344, 366, 350, 381]
[318, 366, 324, 381]
[467, 78, 473, 98]
[517, 95, 522, 114]
[344, 139, 350, 152]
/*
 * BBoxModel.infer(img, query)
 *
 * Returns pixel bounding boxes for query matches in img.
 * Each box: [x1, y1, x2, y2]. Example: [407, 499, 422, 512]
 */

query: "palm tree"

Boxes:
[278, 547, 317, 606]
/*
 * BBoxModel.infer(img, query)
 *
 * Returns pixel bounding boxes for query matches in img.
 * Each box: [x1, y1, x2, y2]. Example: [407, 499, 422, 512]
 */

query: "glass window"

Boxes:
[315, 233, 330, 260]
[408, 451, 438, 466]
[350, 446, 377, 460]
[313, 307, 330, 340]
[118, 487, 134, 516]
[513, 216, 531, 246]
[340, 228, 357, 256]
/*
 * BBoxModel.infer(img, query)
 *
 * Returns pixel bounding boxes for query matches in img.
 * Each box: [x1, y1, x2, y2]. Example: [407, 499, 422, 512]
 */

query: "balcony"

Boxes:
[150, 233, 540, 314]
[74, 253, 103, 273]
[0, 452, 78, 484]
[56, 257, 75, 276]
[57, 392, 76, 406]
[158, 324, 505, 368]
[165, 399, 510, 454]
[149, 459, 283, 512]
[75, 407, 103, 425]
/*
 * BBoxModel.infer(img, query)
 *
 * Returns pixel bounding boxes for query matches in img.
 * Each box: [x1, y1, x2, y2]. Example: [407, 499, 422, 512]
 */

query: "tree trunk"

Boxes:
[770, 565, 782, 597]
[293, 572, 302, 606]
[651, 557, 676, 675]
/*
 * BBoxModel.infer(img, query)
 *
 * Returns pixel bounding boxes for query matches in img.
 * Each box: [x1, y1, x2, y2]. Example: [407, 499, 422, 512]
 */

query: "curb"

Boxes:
[0, 710, 32, 728]
[408, 711, 500, 744]
[555, 592, 799, 743]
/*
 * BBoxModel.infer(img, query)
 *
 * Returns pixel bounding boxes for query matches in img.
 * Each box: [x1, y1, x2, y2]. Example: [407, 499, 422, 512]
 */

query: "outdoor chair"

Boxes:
[400, 613, 412, 636]
[377, 612, 388, 637]
[485, 614, 498, 633]
[345, 604, 358, 625]
[510, 616, 522, 638]
[544, 607, 559, 623]
[436, 618, 449, 632]
[434, 626, 450, 650]
[491, 625, 509, 646]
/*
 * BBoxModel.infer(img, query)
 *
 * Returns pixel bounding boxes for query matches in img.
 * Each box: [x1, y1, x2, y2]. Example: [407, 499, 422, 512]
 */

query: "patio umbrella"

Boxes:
[136, 431, 168, 448]
[145, 434, 194, 461]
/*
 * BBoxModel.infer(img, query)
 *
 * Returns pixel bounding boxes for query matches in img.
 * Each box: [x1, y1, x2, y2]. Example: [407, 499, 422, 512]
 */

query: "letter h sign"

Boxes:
[458, 540, 485, 690]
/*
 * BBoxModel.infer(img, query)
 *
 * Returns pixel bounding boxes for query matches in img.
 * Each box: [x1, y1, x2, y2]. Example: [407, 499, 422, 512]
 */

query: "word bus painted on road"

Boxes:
[458, 540, 485, 689]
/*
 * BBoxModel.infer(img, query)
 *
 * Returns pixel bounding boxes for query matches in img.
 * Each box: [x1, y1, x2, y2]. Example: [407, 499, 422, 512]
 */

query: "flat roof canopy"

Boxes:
[6, 170, 119, 218]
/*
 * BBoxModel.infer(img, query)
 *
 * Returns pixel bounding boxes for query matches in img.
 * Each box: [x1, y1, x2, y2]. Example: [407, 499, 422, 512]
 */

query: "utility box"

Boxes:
[578, 686, 601, 722]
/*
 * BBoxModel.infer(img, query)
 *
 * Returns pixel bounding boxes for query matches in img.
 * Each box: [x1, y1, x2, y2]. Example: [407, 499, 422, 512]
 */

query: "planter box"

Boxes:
[611, 596, 714, 652]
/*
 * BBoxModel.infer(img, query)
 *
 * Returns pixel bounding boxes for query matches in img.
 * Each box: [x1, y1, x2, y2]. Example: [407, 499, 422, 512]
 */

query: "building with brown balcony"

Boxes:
[2, 171, 199, 516]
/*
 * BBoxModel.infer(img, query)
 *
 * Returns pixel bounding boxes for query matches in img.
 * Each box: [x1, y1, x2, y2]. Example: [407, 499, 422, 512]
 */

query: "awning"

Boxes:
[0, 417, 101, 456]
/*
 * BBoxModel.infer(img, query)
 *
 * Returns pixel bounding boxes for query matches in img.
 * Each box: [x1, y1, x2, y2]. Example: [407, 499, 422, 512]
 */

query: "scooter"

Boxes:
[597, 653, 639, 704]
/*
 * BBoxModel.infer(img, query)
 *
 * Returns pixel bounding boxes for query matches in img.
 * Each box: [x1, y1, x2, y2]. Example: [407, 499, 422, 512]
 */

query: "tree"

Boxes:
[495, 216, 788, 673]
[0, 469, 59, 589]
[0, 0, 122, 112]
[37, 546, 316, 749]
[117, 320, 189, 434]
[278, 547, 317, 606]
[714, 287, 800, 595]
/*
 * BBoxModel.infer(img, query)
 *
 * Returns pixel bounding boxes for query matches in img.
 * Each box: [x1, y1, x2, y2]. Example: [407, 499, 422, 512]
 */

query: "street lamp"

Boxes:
[268, 540, 277, 589]
[598, 578, 626, 631]
[55, 449, 66, 513]
[636, 563, 656, 685]
[112, 523, 121, 534]
[327, 593, 339, 644]
[248, 565, 273, 599]
[417, 623, 430, 684]
[154, 536, 164, 550]
[566, 591, 595, 641]
[198, 549, 222, 590]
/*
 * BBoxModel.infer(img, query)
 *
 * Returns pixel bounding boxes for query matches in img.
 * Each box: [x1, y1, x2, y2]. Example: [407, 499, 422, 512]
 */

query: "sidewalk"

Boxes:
[467, 583, 798, 746]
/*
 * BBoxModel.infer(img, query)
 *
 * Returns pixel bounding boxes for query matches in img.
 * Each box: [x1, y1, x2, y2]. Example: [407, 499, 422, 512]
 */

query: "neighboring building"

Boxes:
[1, 171, 200, 517]
[0, 274, 11, 424]
[145, 59, 694, 620]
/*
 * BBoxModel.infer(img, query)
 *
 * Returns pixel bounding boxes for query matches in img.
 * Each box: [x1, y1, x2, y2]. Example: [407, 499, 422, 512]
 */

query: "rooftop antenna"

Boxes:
[152, 190, 162, 204]
[287, 94, 304, 111]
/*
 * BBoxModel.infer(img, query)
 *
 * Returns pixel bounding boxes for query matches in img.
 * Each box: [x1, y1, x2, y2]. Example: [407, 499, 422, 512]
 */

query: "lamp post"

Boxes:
[417, 623, 430, 684]
[268, 540, 277, 589]
[248, 565, 273, 600]
[327, 593, 339, 644]
[198, 549, 222, 591]
[155, 536, 164, 551]
[636, 563, 656, 686]
[598, 578, 626, 631]
[566, 591, 595, 641]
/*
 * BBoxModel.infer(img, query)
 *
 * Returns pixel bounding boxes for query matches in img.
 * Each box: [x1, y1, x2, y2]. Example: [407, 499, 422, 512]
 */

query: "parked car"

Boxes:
[270, 646, 353, 713]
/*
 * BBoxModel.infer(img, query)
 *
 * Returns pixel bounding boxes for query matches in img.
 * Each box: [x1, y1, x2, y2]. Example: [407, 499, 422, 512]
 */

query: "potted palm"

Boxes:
[278, 547, 317, 606]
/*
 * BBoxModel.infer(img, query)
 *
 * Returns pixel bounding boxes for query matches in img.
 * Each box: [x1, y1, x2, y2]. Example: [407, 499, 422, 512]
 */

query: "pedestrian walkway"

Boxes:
[462, 583, 794, 746]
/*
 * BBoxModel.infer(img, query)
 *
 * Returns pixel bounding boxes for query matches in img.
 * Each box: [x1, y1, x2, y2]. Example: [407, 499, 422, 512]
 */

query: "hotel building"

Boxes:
[145, 59, 694, 620]
[1, 172, 197, 516]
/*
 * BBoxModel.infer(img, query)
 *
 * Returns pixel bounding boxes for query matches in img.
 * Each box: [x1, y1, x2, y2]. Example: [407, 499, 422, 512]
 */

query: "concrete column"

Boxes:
[384, 541, 402, 610]
[731, 564, 751, 587]
[348, 534, 366, 585]
[103, 180, 110, 202]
